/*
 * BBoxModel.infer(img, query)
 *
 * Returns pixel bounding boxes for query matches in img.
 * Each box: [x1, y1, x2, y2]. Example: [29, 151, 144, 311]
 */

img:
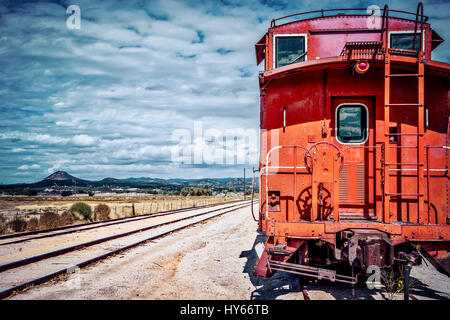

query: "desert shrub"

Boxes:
[180, 187, 213, 196]
[26, 217, 39, 231]
[94, 204, 111, 221]
[380, 266, 417, 300]
[60, 211, 73, 226]
[70, 202, 92, 220]
[8, 215, 27, 232]
[0, 214, 7, 235]
[39, 211, 62, 229]
[25, 189, 38, 196]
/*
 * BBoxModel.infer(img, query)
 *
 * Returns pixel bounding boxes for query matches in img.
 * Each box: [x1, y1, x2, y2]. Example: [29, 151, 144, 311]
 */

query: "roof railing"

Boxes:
[270, 7, 428, 28]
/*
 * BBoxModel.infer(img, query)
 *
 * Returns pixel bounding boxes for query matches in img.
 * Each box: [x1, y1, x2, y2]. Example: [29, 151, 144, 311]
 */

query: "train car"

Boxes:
[253, 3, 450, 296]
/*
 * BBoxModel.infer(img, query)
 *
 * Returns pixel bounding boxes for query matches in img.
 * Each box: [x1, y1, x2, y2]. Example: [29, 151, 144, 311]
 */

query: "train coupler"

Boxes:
[267, 244, 292, 256]
[267, 260, 358, 285]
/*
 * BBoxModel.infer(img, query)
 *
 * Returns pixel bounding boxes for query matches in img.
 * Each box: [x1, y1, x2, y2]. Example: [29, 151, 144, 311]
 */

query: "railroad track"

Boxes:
[0, 200, 254, 299]
[0, 199, 246, 246]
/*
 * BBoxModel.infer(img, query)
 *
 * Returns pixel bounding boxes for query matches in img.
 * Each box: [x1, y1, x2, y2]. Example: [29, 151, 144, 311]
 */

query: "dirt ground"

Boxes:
[8, 206, 450, 300]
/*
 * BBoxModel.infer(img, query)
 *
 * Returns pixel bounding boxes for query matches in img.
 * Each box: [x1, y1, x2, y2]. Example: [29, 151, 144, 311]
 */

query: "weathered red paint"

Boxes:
[255, 5, 450, 278]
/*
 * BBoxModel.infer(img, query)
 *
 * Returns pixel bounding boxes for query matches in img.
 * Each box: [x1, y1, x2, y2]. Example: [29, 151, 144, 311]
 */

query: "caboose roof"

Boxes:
[255, 9, 445, 67]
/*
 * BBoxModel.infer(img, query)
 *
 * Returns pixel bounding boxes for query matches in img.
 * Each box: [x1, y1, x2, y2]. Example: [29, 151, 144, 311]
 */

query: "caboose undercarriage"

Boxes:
[254, 224, 449, 285]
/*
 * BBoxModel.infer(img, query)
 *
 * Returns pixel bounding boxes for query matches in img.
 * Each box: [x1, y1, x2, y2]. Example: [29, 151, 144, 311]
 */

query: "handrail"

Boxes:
[251, 167, 258, 222]
[413, 2, 425, 52]
[270, 7, 429, 28]
[380, 4, 389, 43]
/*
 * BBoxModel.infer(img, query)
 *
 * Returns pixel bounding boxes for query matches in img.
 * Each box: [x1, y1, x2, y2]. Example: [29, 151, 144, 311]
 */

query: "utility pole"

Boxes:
[243, 168, 246, 200]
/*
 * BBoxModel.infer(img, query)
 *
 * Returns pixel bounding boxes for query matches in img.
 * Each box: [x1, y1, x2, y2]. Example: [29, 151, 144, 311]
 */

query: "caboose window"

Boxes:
[389, 32, 422, 51]
[336, 104, 368, 144]
[274, 35, 306, 68]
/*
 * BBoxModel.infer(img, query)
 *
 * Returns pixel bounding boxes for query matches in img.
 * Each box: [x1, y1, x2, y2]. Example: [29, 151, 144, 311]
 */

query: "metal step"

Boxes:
[386, 193, 424, 197]
[386, 163, 424, 166]
[385, 103, 423, 107]
[337, 213, 378, 221]
[386, 73, 423, 77]
[385, 133, 422, 136]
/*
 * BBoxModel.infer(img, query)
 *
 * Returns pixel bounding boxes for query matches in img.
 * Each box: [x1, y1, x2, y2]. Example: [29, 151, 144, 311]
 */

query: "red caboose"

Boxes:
[254, 3, 450, 294]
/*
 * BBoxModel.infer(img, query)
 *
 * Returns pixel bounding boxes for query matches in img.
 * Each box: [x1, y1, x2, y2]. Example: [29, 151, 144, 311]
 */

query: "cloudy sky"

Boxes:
[0, 0, 449, 184]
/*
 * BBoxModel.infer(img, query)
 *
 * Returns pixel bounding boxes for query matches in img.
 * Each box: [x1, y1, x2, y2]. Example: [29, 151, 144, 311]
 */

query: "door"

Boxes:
[331, 97, 376, 219]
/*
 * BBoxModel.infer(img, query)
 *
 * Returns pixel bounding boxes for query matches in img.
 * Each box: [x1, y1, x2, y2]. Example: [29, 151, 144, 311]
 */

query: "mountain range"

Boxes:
[0, 171, 257, 193]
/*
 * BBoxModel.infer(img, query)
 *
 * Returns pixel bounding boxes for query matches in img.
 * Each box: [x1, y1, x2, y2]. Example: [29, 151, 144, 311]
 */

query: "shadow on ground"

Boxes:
[407, 276, 450, 300]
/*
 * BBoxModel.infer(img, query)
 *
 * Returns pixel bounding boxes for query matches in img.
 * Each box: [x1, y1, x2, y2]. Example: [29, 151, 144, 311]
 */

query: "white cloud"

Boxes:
[0, 0, 448, 184]
[72, 134, 98, 147]
[18, 164, 41, 170]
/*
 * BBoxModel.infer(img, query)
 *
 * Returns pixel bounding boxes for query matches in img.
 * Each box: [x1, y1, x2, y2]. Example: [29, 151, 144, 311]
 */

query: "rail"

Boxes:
[270, 7, 428, 28]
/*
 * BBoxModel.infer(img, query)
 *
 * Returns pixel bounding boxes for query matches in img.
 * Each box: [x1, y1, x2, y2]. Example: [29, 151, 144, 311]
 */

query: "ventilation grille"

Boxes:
[356, 164, 366, 201]
[339, 164, 349, 200]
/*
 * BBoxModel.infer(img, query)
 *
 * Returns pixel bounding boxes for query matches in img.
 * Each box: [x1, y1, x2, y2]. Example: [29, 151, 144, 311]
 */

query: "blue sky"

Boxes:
[0, 0, 449, 184]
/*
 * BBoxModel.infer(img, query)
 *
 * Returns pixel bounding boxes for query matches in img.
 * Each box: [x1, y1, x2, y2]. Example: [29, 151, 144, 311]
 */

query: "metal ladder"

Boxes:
[381, 3, 427, 224]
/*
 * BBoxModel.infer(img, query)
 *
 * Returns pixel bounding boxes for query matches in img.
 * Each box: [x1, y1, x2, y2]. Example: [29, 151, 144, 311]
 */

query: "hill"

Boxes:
[0, 171, 258, 195]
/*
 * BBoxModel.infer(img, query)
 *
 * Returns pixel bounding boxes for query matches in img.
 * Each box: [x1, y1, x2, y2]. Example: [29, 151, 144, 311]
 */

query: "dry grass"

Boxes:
[0, 214, 7, 235]
[7, 214, 27, 232]
[39, 211, 62, 229]
[4, 195, 240, 213]
[0, 195, 242, 234]
[26, 217, 39, 231]
[381, 267, 403, 300]
[94, 204, 111, 221]
[381, 265, 419, 300]
[60, 211, 73, 226]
